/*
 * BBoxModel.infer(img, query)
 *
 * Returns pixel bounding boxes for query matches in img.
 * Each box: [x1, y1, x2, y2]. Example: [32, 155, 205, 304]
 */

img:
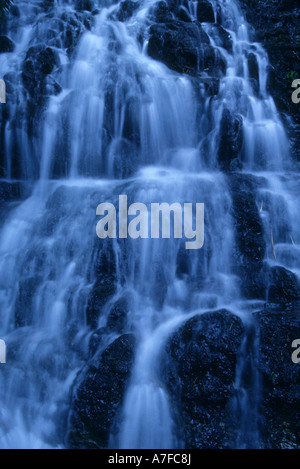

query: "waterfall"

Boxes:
[0, 0, 298, 449]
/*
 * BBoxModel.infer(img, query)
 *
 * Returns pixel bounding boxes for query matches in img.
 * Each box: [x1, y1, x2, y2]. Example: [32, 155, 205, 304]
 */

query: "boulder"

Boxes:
[161, 309, 245, 448]
[254, 307, 300, 448]
[177, 6, 191, 23]
[22, 46, 60, 100]
[0, 36, 15, 53]
[147, 21, 226, 76]
[68, 333, 135, 448]
[107, 297, 129, 333]
[86, 274, 117, 328]
[116, 0, 139, 21]
[196, 0, 215, 23]
[247, 51, 259, 94]
[88, 327, 109, 357]
[228, 173, 267, 299]
[60, 11, 90, 55]
[0, 181, 31, 221]
[205, 24, 233, 52]
[268, 266, 300, 304]
[152, 1, 173, 23]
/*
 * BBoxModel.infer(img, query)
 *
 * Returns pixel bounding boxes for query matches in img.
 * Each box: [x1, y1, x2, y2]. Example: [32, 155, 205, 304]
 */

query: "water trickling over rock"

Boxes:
[0, 0, 299, 449]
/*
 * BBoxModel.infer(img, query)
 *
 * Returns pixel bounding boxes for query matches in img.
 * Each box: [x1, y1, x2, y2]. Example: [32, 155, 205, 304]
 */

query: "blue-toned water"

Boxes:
[0, 0, 298, 448]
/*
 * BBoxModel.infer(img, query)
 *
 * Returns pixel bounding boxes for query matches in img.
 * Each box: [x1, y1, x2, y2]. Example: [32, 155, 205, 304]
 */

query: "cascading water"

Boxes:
[0, 0, 298, 449]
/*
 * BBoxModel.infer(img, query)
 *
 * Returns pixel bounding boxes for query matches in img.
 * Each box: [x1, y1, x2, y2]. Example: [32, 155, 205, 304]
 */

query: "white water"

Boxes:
[0, 0, 298, 449]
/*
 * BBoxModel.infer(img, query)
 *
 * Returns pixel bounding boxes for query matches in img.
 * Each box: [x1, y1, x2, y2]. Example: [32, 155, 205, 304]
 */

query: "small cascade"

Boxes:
[0, 0, 298, 449]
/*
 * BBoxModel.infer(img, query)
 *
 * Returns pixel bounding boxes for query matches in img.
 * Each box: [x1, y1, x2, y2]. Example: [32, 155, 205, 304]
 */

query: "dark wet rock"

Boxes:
[86, 243, 117, 328]
[247, 51, 259, 95]
[122, 96, 141, 145]
[228, 173, 267, 299]
[206, 24, 233, 52]
[254, 306, 300, 448]
[0, 181, 23, 202]
[86, 274, 117, 329]
[0, 36, 15, 53]
[88, 327, 109, 357]
[152, 1, 173, 23]
[267, 266, 300, 305]
[196, 0, 215, 23]
[238, 0, 300, 162]
[218, 108, 243, 171]
[60, 10, 91, 55]
[68, 333, 135, 448]
[116, 0, 139, 22]
[22, 46, 60, 101]
[199, 76, 220, 96]
[94, 241, 117, 279]
[15, 277, 41, 328]
[25, 45, 59, 76]
[147, 21, 226, 76]
[10, 5, 20, 17]
[177, 6, 191, 23]
[75, 0, 95, 11]
[44, 75, 62, 96]
[107, 297, 129, 333]
[0, 182, 31, 219]
[112, 138, 139, 179]
[161, 309, 245, 448]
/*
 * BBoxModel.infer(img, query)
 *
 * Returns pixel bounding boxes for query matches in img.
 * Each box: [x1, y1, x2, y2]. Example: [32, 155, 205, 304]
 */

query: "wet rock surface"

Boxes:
[228, 173, 267, 299]
[0, 0, 298, 451]
[160, 310, 245, 448]
[218, 108, 243, 171]
[68, 333, 136, 448]
[238, 0, 300, 162]
[147, 21, 226, 76]
[254, 306, 300, 448]
[0, 35, 15, 53]
[22, 46, 60, 103]
[86, 244, 117, 328]
[267, 266, 300, 305]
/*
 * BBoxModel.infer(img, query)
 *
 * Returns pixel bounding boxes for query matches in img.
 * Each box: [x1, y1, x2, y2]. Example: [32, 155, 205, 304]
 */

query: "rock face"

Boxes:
[86, 274, 117, 328]
[22, 46, 60, 102]
[196, 0, 215, 23]
[0, 0, 298, 451]
[68, 333, 135, 448]
[151, 1, 173, 23]
[75, 0, 95, 11]
[0, 35, 15, 53]
[218, 108, 243, 171]
[228, 173, 267, 299]
[160, 310, 245, 448]
[147, 21, 226, 76]
[268, 266, 300, 305]
[254, 307, 300, 449]
[86, 244, 117, 328]
[107, 297, 129, 333]
[116, 0, 140, 21]
[238, 0, 300, 162]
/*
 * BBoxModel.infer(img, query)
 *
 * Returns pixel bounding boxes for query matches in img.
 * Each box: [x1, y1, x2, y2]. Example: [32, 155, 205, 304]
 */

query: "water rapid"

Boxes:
[0, 0, 298, 449]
